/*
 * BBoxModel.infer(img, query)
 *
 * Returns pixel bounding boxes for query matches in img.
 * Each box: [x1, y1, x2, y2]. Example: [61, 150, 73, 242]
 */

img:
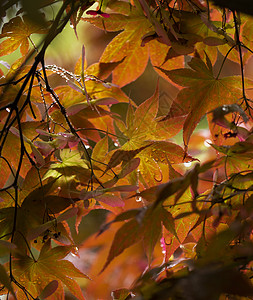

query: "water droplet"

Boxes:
[184, 161, 192, 168]
[204, 139, 212, 147]
[136, 196, 142, 202]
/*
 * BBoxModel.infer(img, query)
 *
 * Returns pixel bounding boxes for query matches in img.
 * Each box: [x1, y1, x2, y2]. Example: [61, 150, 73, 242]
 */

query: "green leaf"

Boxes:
[43, 149, 91, 193]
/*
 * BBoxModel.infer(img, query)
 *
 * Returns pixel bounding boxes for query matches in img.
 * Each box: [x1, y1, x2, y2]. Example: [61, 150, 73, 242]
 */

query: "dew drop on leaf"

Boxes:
[204, 139, 212, 147]
[184, 161, 192, 168]
[136, 196, 142, 202]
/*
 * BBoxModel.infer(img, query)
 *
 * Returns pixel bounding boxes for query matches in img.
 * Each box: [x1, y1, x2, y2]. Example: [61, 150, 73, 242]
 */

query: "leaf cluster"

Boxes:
[1, 0, 253, 299]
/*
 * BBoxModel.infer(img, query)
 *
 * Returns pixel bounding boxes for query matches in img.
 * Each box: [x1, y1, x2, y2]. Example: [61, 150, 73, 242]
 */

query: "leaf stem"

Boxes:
[215, 45, 236, 79]
[232, 11, 246, 99]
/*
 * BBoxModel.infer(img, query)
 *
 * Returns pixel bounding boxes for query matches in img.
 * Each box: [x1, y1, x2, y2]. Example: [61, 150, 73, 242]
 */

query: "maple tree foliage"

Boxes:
[1, 0, 253, 299]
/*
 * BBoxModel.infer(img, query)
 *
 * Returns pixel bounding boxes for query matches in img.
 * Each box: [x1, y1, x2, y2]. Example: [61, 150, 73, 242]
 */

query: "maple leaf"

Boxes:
[89, 136, 130, 184]
[11, 240, 89, 300]
[43, 149, 91, 194]
[101, 205, 178, 270]
[0, 16, 47, 57]
[136, 141, 195, 185]
[213, 16, 253, 64]
[158, 57, 243, 147]
[112, 86, 192, 184]
[119, 85, 184, 150]
[142, 206, 178, 264]
[133, 162, 214, 258]
[83, 2, 152, 86]
[166, 10, 224, 62]
[99, 15, 151, 86]
[0, 177, 78, 253]
[212, 141, 253, 174]
[159, 187, 199, 259]
[148, 39, 184, 81]
[84, 2, 196, 86]
[101, 218, 143, 272]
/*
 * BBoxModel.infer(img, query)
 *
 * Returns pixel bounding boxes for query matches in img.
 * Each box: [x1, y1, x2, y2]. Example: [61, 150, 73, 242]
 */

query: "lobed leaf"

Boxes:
[12, 240, 89, 300]
[101, 218, 142, 272]
[0, 16, 47, 56]
[84, 3, 153, 86]
[159, 57, 243, 146]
